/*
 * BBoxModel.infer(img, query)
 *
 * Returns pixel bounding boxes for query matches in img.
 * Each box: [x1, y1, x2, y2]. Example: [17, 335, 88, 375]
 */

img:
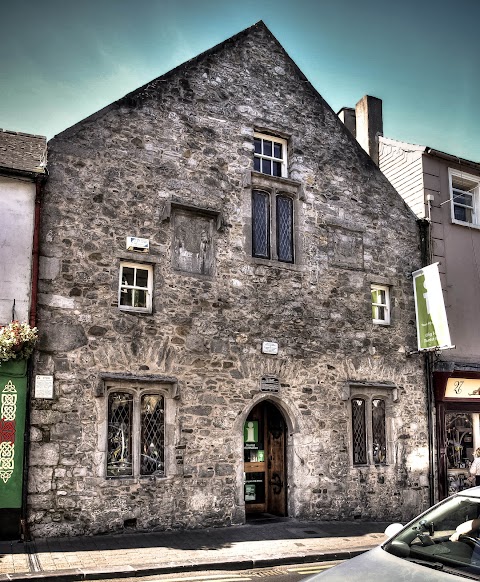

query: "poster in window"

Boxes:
[244, 420, 258, 444]
[245, 483, 256, 501]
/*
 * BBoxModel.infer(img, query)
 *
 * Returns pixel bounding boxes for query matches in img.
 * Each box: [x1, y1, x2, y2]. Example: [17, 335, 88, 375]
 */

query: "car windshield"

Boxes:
[384, 493, 480, 579]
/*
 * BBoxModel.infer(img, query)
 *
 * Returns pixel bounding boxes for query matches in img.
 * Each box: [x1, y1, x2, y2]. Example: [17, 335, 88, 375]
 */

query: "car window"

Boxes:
[384, 495, 480, 579]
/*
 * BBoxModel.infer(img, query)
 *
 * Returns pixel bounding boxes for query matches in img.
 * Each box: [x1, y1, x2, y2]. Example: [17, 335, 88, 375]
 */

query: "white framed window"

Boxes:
[371, 284, 390, 325]
[449, 168, 480, 227]
[118, 262, 153, 313]
[254, 132, 288, 178]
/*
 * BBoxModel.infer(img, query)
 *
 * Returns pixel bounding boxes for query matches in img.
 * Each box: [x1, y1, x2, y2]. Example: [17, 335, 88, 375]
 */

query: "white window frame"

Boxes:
[371, 284, 390, 325]
[449, 168, 480, 228]
[118, 262, 153, 313]
[254, 132, 288, 178]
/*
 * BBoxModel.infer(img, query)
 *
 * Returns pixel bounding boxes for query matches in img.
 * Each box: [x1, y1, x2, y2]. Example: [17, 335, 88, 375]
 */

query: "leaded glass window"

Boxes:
[107, 392, 133, 477]
[352, 399, 367, 465]
[372, 399, 386, 464]
[140, 394, 165, 476]
[252, 190, 270, 258]
[276, 195, 293, 263]
[106, 390, 166, 479]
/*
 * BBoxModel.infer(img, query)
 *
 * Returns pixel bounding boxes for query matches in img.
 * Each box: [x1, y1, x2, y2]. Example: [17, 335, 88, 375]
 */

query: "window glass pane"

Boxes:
[372, 399, 386, 464]
[262, 159, 272, 175]
[120, 287, 133, 307]
[454, 206, 469, 222]
[133, 289, 147, 308]
[277, 196, 293, 262]
[254, 137, 262, 154]
[263, 140, 272, 157]
[453, 190, 472, 207]
[272, 161, 282, 177]
[136, 268, 149, 288]
[107, 392, 133, 477]
[254, 157, 261, 172]
[273, 142, 282, 159]
[122, 267, 135, 286]
[372, 289, 386, 305]
[352, 399, 367, 465]
[252, 190, 270, 258]
[141, 394, 165, 476]
[373, 305, 385, 321]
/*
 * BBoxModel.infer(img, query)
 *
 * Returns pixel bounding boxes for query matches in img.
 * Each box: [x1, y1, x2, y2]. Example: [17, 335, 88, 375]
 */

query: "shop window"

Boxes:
[118, 262, 153, 313]
[445, 412, 480, 495]
[107, 390, 165, 478]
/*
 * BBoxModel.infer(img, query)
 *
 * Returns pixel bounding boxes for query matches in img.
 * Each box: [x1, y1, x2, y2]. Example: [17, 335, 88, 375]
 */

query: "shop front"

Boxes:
[435, 372, 480, 500]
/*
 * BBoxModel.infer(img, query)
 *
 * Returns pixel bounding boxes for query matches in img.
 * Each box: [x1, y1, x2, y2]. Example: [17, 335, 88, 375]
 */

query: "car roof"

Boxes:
[458, 486, 480, 499]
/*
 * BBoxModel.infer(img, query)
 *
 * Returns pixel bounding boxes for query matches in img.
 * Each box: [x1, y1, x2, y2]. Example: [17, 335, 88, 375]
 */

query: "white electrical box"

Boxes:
[126, 236, 149, 253]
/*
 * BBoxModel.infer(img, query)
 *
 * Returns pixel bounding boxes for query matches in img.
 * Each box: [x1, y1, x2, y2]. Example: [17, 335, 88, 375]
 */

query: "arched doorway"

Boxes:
[243, 400, 287, 516]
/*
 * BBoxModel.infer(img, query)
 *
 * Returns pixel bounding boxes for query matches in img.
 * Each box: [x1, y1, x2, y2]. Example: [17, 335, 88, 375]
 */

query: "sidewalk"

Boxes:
[0, 517, 389, 582]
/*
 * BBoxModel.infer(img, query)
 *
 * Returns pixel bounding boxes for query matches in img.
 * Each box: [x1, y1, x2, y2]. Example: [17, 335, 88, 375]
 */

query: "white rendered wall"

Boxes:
[0, 176, 35, 325]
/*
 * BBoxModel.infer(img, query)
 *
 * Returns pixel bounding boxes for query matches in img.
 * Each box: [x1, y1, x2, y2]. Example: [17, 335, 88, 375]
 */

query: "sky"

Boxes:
[1, 0, 479, 161]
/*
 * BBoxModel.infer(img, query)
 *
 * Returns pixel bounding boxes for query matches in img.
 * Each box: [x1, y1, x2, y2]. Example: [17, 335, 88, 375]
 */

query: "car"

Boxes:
[302, 486, 480, 580]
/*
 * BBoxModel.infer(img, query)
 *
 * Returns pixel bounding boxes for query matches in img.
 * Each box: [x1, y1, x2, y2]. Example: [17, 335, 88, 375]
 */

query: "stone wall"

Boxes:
[29, 22, 428, 537]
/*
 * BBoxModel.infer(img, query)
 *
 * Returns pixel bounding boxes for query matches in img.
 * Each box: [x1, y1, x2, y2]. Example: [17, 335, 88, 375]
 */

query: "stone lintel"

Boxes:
[96, 373, 179, 398]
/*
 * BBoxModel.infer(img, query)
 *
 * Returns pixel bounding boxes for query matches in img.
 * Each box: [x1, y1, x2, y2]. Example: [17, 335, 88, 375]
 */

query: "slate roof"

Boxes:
[0, 128, 47, 175]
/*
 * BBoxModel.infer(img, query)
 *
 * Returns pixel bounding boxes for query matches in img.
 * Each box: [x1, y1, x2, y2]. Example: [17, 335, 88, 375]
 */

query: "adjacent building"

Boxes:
[340, 95, 480, 501]
[0, 129, 47, 326]
[28, 22, 428, 538]
[0, 129, 47, 539]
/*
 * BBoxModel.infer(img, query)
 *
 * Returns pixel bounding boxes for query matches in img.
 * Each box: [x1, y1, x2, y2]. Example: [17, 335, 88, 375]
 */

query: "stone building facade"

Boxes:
[30, 22, 428, 538]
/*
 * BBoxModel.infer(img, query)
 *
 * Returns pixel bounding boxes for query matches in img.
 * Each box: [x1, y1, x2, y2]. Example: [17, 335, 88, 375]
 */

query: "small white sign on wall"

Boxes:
[262, 341, 278, 355]
[35, 375, 54, 399]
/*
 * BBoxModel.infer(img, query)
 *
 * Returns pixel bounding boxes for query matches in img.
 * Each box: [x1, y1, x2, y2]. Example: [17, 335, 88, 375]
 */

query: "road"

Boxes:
[100, 561, 343, 582]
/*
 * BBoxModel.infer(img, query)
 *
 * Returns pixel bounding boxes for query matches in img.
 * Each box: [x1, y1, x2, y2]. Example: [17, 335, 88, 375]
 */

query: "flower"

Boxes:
[0, 321, 38, 363]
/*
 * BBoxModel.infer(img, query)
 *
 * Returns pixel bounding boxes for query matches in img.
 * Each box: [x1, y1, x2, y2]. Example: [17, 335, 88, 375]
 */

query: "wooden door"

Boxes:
[244, 401, 286, 516]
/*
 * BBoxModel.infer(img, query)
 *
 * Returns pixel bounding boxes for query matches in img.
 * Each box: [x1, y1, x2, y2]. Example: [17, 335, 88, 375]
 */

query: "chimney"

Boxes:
[338, 107, 356, 138]
[355, 95, 383, 165]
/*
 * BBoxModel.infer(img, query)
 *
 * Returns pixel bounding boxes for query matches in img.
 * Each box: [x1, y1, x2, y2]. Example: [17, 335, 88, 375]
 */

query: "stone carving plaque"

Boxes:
[173, 210, 215, 276]
[328, 226, 364, 269]
[260, 375, 280, 393]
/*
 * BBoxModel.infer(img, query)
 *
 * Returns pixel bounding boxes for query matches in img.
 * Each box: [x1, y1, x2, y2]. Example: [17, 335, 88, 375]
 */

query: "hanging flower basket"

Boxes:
[0, 321, 38, 365]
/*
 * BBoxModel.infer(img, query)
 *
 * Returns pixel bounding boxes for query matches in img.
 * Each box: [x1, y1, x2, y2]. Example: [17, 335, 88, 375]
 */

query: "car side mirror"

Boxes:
[384, 523, 404, 538]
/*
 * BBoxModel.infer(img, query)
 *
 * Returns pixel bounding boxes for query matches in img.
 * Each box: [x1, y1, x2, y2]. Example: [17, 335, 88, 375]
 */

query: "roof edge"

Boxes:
[51, 21, 270, 141]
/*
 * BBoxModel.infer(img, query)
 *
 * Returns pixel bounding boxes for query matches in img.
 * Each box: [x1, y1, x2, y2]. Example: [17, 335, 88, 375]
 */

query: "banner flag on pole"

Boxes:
[412, 263, 453, 351]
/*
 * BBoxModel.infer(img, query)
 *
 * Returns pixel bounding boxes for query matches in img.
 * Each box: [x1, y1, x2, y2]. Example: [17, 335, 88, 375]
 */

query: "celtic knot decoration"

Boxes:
[0, 380, 17, 484]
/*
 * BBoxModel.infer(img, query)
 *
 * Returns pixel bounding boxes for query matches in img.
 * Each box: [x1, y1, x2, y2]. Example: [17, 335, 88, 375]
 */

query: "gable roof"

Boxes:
[380, 136, 480, 173]
[0, 128, 47, 175]
[53, 21, 333, 141]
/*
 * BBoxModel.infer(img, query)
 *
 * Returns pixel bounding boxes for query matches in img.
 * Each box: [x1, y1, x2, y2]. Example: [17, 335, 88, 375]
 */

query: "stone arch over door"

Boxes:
[234, 395, 300, 519]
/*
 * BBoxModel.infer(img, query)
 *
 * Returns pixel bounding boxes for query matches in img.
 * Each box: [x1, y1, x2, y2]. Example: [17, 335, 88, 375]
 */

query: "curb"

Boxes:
[0, 549, 372, 582]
